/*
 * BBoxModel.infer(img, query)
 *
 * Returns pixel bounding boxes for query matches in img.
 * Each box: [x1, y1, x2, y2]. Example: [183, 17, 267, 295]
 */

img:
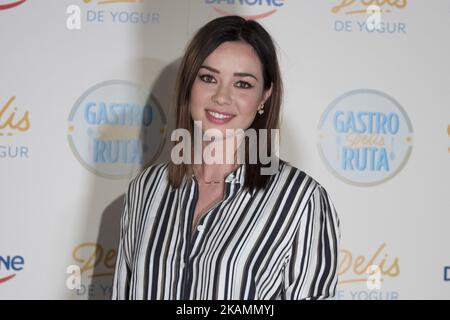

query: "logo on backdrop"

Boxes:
[336, 243, 400, 300]
[66, 0, 161, 30]
[0, 255, 25, 284]
[0, 0, 26, 10]
[318, 89, 413, 186]
[204, 0, 285, 20]
[0, 96, 30, 159]
[331, 0, 407, 34]
[444, 266, 450, 281]
[67, 80, 167, 179]
[447, 124, 450, 153]
[67, 242, 116, 299]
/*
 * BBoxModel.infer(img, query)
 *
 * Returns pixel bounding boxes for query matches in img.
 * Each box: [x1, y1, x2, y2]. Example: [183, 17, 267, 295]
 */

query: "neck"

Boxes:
[194, 133, 244, 182]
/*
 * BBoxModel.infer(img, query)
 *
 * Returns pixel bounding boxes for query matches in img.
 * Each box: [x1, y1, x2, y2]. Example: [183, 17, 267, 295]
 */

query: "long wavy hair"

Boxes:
[168, 15, 283, 192]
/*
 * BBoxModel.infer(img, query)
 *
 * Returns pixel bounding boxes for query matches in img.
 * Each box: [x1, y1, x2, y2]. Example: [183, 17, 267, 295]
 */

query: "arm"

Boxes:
[283, 184, 341, 300]
[111, 184, 132, 300]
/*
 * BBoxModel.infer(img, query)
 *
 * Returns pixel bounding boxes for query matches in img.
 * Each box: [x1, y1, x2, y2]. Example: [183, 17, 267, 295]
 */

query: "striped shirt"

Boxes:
[111, 159, 341, 300]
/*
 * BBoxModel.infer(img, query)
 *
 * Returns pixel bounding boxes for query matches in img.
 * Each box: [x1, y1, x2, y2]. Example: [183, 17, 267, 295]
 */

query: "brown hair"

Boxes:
[168, 15, 283, 192]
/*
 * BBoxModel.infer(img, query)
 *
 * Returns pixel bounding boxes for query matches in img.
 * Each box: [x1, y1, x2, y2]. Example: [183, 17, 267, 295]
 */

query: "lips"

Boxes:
[205, 109, 235, 124]
[206, 109, 234, 118]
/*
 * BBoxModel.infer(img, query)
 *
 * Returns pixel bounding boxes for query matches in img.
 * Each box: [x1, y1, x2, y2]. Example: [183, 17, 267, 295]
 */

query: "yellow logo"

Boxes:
[0, 96, 30, 136]
[72, 242, 116, 278]
[338, 243, 400, 285]
[331, 0, 407, 15]
[447, 124, 450, 153]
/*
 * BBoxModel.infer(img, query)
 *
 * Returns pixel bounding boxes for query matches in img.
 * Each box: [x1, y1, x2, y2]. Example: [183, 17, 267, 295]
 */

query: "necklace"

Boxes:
[193, 163, 241, 184]
[193, 166, 224, 184]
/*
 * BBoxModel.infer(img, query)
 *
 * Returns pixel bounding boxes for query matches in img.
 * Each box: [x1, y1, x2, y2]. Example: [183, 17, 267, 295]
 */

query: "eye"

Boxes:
[198, 74, 216, 83]
[235, 81, 253, 89]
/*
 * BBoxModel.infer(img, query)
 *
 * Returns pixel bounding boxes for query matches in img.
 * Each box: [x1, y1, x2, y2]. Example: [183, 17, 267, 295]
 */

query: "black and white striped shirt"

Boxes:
[111, 160, 341, 300]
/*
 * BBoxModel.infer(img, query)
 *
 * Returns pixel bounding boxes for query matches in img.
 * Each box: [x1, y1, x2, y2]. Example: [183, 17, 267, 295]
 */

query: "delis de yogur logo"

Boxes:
[205, 0, 285, 20]
[331, 0, 407, 34]
[0, 96, 31, 159]
[66, 0, 160, 29]
[318, 89, 413, 186]
[67, 80, 167, 179]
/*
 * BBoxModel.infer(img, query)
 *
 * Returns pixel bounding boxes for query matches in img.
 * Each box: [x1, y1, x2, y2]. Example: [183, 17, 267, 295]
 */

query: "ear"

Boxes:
[261, 82, 273, 105]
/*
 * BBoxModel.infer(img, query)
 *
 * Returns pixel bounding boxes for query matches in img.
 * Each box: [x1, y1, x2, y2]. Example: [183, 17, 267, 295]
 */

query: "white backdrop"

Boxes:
[1, 0, 449, 299]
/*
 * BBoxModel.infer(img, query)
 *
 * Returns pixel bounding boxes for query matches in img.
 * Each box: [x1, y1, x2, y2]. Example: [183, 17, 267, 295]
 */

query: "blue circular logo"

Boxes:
[68, 80, 167, 179]
[318, 89, 413, 186]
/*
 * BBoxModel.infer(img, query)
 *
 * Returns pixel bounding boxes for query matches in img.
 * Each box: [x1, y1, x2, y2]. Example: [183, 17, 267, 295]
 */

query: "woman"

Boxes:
[112, 15, 340, 300]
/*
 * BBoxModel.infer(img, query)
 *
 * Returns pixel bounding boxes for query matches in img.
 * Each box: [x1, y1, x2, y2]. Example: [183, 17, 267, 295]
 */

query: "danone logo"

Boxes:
[0, 255, 25, 284]
[67, 80, 167, 179]
[318, 89, 413, 186]
[205, 0, 285, 20]
[0, 0, 26, 10]
[83, 0, 142, 4]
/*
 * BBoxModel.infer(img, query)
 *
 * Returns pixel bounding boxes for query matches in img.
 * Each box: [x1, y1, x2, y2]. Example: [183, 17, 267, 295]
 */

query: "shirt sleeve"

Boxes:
[283, 184, 341, 300]
[111, 183, 133, 300]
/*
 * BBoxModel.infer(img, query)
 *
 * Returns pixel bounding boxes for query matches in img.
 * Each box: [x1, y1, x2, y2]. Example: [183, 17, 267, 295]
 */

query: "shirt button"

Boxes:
[197, 225, 204, 232]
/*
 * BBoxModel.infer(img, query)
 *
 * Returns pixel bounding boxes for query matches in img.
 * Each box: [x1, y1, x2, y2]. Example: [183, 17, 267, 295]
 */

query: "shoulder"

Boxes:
[273, 159, 338, 213]
[275, 159, 323, 197]
[126, 161, 170, 196]
[277, 160, 341, 239]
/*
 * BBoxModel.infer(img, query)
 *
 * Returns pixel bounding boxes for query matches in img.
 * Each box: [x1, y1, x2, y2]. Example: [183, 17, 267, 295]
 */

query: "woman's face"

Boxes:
[189, 41, 272, 138]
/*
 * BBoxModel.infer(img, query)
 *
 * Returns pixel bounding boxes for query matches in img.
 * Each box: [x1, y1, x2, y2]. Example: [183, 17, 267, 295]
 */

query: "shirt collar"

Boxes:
[188, 159, 284, 189]
[190, 163, 246, 185]
[224, 163, 245, 185]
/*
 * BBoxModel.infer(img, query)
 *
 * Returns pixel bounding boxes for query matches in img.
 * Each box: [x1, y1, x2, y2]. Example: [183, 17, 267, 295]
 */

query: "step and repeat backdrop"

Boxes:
[1, 0, 449, 299]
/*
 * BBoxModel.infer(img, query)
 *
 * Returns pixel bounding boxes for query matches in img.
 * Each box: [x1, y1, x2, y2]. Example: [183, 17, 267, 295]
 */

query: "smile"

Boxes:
[205, 109, 235, 124]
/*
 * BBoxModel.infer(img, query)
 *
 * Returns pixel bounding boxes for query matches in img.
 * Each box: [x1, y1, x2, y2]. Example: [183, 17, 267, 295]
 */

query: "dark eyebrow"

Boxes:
[199, 65, 258, 81]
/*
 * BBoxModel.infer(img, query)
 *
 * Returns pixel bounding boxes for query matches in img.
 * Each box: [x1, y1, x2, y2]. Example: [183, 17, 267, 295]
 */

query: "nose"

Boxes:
[212, 83, 232, 106]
